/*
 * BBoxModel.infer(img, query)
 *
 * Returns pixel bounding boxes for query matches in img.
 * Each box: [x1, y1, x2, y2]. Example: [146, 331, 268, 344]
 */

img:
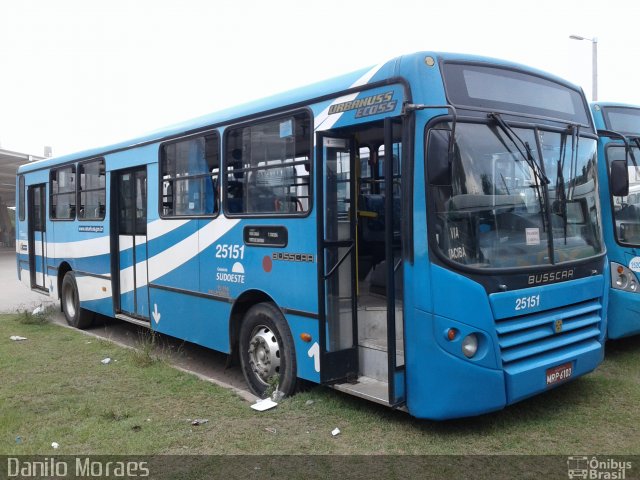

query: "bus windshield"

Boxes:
[607, 144, 640, 245]
[602, 107, 640, 135]
[429, 122, 603, 269]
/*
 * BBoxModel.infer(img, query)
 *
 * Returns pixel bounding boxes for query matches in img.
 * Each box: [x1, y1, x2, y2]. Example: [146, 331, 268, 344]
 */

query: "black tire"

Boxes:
[239, 302, 297, 398]
[61, 272, 94, 329]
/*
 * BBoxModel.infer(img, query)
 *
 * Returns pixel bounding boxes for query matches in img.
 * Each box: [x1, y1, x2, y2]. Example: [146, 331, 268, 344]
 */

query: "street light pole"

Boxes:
[569, 34, 598, 101]
[591, 37, 598, 101]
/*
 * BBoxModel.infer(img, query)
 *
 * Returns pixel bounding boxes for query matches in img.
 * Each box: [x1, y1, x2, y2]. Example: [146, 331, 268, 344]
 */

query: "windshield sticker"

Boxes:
[279, 119, 293, 138]
[448, 246, 466, 260]
[526, 228, 541, 246]
[629, 257, 640, 272]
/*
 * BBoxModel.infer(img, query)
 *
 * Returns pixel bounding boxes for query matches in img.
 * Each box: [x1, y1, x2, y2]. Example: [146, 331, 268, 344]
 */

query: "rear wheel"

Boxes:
[61, 272, 94, 329]
[239, 302, 297, 398]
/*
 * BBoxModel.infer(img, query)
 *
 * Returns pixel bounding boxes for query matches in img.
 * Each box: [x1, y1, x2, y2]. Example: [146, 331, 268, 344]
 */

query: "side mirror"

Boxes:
[610, 160, 630, 197]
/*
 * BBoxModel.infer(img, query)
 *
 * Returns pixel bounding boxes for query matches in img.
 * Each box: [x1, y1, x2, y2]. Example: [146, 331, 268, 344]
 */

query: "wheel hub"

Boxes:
[247, 325, 280, 385]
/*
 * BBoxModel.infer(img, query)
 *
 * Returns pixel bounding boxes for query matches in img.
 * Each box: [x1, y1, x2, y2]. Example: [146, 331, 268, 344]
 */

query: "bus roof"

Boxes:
[592, 101, 640, 109]
[19, 51, 584, 174]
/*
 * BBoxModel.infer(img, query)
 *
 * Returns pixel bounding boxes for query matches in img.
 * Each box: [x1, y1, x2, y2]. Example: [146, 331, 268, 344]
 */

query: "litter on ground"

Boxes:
[10, 336, 27, 341]
[191, 419, 209, 426]
[331, 428, 341, 437]
[51, 442, 59, 449]
[101, 358, 112, 365]
[251, 398, 278, 412]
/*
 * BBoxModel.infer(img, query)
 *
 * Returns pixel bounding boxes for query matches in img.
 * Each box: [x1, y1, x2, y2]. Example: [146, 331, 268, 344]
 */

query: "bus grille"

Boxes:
[496, 299, 602, 368]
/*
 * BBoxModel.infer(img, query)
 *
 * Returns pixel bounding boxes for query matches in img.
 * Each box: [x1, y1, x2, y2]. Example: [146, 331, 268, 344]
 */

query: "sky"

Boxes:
[1, 0, 639, 157]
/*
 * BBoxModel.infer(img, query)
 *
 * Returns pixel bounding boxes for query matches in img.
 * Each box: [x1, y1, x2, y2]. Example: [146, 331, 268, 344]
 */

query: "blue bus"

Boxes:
[16, 51, 607, 419]
[591, 102, 640, 338]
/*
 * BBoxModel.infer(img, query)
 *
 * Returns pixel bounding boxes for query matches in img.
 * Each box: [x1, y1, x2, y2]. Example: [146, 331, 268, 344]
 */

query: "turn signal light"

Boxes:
[300, 333, 312, 343]
[446, 328, 457, 341]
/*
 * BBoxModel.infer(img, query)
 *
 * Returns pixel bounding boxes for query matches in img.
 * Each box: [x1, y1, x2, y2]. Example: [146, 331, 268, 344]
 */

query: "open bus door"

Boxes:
[317, 133, 359, 383]
[27, 184, 48, 291]
[111, 167, 150, 322]
[317, 118, 406, 406]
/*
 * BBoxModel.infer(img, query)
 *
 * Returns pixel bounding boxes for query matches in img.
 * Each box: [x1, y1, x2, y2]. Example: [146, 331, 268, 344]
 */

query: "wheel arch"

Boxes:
[229, 289, 282, 359]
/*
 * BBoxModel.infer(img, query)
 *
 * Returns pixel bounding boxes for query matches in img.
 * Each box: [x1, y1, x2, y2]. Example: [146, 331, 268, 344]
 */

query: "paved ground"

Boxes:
[0, 247, 255, 402]
[0, 248, 56, 313]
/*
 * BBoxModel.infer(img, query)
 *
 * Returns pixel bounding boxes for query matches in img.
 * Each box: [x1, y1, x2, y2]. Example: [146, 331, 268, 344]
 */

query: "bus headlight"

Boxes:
[615, 272, 629, 289]
[611, 262, 640, 293]
[461, 334, 478, 358]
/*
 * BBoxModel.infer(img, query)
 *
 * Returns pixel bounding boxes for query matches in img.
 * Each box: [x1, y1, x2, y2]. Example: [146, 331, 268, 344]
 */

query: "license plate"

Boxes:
[546, 362, 573, 386]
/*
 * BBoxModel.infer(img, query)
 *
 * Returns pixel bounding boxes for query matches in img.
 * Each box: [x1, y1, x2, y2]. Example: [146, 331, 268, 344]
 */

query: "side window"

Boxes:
[358, 147, 372, 195]
[18, 175, 25, 221]
[160, 132, 219, 217]
[224, 111, 311, 215]
[78, 159, 106, 220]
[377, 143, 402, 195]
[50, 166, 76, 220]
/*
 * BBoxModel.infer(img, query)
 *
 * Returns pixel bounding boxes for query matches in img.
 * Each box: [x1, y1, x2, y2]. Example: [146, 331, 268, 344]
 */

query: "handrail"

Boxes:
[323, 242, 354, 280]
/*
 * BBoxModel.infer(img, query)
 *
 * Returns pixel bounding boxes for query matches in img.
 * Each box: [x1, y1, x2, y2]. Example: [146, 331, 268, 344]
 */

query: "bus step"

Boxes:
[115, 313, 151, 328]
[358, 338, 405, 381]
[332, 375, 390, 406]
[357, 305, 404, 343]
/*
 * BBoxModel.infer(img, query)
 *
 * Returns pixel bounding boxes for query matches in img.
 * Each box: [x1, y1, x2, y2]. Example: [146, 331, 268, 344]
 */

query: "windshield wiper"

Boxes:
[629, 136, 640, 169]
[556, 124, 580, 244]
[488, 113, 550, 185]
[488, 112, 549, 234]
[567, 124, 580, 200]
[556, 131, 569, 243]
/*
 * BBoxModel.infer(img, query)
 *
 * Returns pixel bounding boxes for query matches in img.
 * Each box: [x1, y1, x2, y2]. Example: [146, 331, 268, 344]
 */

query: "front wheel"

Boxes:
[239, 302, 297, 398]
[61, 272, 94, 329]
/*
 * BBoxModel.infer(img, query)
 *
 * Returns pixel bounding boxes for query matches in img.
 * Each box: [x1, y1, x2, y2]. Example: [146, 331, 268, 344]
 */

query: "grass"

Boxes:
[131, 330, 162, 368]
[16, 306, 54, 325]
[1, 312, 639, 459]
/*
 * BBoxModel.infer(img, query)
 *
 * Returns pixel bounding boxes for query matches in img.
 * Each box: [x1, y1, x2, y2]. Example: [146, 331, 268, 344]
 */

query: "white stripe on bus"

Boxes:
[146, 217, 240, 286]
[116, 216, 240, 295]
[40, 218, 188, 259]
[76, 275, 113, 302]
[314, 61, 388, 132]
